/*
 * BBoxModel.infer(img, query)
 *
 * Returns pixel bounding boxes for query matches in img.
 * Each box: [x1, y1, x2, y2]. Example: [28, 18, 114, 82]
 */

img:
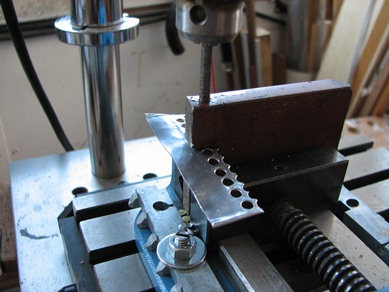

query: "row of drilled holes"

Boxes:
[202, 148, 254, 209]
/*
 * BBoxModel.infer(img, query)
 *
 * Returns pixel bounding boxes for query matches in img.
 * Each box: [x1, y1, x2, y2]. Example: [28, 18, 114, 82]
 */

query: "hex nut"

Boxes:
[168, 234, 197, 260]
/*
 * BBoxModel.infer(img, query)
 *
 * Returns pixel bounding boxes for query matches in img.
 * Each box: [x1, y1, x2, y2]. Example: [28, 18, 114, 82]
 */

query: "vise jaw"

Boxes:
[148, 79, 351, 242]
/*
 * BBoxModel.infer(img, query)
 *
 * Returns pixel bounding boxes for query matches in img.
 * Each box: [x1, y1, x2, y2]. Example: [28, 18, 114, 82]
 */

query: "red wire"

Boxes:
[211, 54, 217, 93]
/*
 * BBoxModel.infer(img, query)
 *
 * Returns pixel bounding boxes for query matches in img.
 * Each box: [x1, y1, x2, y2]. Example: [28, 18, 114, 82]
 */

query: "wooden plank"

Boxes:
[0, 183, 17, 273]
[0, 118, 11, 184]
[272, 53, 286, 85]
[185, 80, 351, 164]
[241, 27, 272, 87]
[0, 182, 19, 290]
[256, 28, 272, 86]
[316, 0, 371, 82]
[361, 54, 389, 116]
[348, 0, 389, 117]
[372, 68, 389, 116]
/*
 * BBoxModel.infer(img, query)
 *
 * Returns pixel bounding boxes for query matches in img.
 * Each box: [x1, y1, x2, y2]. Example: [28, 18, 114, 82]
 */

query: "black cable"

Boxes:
[0, 0, 74, 152]
[165, 2, 185, 55]
[0, 7, 170, 41]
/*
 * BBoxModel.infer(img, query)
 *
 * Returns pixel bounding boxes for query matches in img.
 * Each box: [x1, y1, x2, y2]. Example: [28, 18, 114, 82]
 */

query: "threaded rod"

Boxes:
[270, 201, 375, 292]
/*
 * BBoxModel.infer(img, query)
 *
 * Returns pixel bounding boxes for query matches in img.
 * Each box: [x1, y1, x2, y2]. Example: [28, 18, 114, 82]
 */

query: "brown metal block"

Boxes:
[185, 79, 351, 163]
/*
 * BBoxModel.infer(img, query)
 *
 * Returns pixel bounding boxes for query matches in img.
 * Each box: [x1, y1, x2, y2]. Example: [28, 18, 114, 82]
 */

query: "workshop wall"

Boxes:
[0, 22, 214, 183]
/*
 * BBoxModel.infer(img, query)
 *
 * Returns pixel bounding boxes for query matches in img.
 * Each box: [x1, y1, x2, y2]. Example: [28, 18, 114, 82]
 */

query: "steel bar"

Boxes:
[93, 254, 153, 291]
[219, 234, 292, 291]
[81, 44, 125, 178]
[79, 210, 139, 263]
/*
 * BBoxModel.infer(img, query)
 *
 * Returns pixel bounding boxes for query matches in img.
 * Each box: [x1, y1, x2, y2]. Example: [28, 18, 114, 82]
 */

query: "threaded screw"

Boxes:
[174, 232, 191, 248]
[270, 201, 376, 292]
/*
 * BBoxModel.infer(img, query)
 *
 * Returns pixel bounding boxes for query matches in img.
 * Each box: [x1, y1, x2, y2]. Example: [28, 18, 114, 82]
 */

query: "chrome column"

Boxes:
[55, 0, 139, 178]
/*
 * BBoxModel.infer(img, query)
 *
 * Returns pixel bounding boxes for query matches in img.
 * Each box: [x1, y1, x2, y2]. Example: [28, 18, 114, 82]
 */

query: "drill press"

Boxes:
[176, 0, 243, 105]
[8, 0, 389, 291]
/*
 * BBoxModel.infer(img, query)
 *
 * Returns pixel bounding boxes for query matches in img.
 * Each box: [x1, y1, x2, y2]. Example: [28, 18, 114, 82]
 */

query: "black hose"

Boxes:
[165, 2, 185, 55]
[1, 0, 74, 152]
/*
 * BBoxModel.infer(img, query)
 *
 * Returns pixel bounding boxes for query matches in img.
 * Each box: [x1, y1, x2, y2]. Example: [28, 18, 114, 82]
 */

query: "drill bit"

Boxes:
[199, 43, 213, 105]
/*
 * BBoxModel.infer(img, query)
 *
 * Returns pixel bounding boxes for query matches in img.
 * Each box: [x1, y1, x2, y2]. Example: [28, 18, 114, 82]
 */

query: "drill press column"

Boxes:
[55, 0, 139, 178]
[176, 0, 243, 105]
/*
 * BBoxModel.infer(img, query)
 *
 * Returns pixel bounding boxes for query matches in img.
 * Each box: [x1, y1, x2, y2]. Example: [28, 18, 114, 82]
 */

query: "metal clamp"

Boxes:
[55, 14, 139, 46]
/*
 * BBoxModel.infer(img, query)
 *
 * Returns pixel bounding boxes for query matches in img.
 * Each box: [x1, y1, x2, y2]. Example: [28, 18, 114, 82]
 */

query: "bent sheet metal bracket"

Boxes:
[147, 113, 263, 242]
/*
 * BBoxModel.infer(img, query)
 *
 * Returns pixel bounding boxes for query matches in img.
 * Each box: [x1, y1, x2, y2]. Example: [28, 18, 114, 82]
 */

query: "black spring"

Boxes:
[270, 201, 376, 292]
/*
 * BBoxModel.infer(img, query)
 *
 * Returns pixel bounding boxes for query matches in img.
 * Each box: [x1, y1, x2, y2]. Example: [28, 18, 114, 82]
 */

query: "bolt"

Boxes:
[168, 227, 197, 260]
[174, 232, 191, 247]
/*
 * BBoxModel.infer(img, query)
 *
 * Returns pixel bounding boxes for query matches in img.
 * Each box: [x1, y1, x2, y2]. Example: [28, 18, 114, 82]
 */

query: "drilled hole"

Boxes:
[242, 201, 254, 209]
[202, 149, 213, 156]
[347, 199, 359, 208]
[208, 158, 219, 165]
[181, 123, 186, 128]
[215, 169, 227, 176]
[274, 165, 285, 172]
[72, 187, 88, 196]
[176, 118, 184, 123]
[222, 178, 234, 186]
[230, 189, 242, 198]
[143, 173, 157, 180]
[190, 5, 207, 25]
[153, 201, 171, 211]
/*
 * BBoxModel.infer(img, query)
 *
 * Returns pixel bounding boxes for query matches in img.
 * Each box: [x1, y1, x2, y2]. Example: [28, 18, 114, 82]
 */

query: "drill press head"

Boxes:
[176, 0, 244, 45]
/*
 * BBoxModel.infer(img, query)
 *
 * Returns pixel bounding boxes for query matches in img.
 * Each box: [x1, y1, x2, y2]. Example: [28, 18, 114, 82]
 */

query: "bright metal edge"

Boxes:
[10, 137, 171, 291]
[55, 15, 139, 46]
[146, 113, 263, 229]
[339, 186, 389, 265]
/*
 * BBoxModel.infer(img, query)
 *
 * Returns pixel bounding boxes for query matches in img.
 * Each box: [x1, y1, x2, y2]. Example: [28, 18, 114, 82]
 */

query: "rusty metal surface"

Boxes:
[185, 79, 351, 164]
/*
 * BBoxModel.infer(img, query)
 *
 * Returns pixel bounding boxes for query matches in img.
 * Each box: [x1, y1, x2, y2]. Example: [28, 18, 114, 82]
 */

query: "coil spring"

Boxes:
[270, 201, 376, 292]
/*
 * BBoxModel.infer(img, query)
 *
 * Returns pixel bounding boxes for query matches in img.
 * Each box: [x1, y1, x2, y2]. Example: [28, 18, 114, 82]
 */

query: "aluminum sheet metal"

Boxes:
[147, 113, 263, 241]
